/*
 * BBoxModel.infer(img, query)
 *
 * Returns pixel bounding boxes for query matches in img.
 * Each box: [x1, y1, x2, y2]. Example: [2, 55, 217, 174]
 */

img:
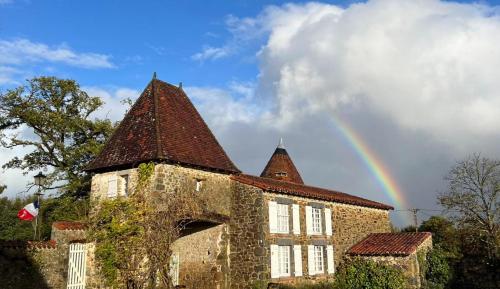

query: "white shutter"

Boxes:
[305, 206, 312, 235]
[107, 175, 117, 198]
[269, 201, 278, 233]
[324, 208, 332, 236]
[293, 245, 302, 277]
[292, 204, 300, 235]
[307, 245, 315, 276]
[270, 245, 279, 278]
[327, 245, 335, 274]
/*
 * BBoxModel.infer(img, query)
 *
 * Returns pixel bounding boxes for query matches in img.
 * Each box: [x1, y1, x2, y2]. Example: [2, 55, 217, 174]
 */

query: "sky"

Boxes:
[1, 0, 500, 227]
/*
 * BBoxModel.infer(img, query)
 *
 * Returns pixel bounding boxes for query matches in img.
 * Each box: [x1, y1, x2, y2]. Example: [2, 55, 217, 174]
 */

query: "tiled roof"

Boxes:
[52, 221, 87, 230]
[260, 146, 304, 184]
[231, 174, 393, 210]
[86, 78, 240, 174]
[0, 240, 57, 250]
[347, 232, 432, 256]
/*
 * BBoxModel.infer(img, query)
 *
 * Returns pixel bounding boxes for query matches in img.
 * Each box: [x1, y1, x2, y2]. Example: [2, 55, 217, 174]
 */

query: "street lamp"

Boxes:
[34, 171, 47, 187]
[33, 172, 46, 240]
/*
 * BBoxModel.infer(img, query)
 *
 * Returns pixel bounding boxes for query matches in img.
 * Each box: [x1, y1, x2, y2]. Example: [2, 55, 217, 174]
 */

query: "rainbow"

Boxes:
[330, 114, 412, 224]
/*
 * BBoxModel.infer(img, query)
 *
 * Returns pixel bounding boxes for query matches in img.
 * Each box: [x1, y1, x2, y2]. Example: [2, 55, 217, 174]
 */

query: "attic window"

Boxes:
[275, 172, 287, 177]
[195, 179, 203, 192]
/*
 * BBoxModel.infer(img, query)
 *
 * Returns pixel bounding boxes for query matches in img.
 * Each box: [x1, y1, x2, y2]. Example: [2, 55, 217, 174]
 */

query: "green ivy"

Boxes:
[334, 258, 407, 289]
[88, 162, 155, 287]
[420, 247, 452, 289]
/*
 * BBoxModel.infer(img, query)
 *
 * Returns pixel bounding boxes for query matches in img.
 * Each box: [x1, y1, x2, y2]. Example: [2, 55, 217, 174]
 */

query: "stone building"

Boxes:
[1, 76, 431, 288]
[347, 232, 433, 288]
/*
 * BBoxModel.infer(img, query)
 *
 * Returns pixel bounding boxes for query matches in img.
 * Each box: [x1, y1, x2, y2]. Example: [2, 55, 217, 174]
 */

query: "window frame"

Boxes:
[276, 203, 290, 233]
[313, 245, 324, 274]
[278, 245, 291, 277]
[311, 207, 322, 234]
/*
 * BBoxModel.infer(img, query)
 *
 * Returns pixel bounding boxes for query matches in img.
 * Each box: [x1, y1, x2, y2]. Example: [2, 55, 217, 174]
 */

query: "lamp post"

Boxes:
[33, 172, 46, 240]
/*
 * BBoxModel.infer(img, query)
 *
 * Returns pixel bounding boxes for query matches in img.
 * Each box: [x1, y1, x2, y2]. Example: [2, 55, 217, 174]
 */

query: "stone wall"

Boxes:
[353, 236, 433, 289]
[91, 163, 233, 217]
[171, 224, 229, 289]
[261, 192, 391, 285]
[331, 203, 391, 263]
[229, 182, 266, 289]
[0, 222, 89, 289]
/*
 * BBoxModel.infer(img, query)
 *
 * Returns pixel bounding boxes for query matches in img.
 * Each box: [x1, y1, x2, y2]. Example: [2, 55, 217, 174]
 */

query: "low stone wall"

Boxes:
[0, 241, 64, 289]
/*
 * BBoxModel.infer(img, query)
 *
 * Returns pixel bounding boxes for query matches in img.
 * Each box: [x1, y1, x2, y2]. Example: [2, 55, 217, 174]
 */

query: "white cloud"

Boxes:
[0, 39, 115, 69]
[218, 0, 500, 150]
[186, 81, 263, 128]
[191, 46, 231, 61]
[83, 87, 140, 122]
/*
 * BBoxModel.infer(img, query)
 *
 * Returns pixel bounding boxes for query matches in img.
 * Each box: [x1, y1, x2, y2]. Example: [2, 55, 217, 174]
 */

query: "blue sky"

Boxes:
[2, 0, 500, 226]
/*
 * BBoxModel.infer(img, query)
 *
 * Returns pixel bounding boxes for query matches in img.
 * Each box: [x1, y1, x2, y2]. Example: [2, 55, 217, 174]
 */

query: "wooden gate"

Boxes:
[67, 243, 87, 289]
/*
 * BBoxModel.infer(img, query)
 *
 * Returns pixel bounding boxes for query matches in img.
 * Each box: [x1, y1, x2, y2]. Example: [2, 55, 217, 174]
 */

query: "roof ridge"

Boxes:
[232, 174, 393, 210]
[152, 79, 164, 159]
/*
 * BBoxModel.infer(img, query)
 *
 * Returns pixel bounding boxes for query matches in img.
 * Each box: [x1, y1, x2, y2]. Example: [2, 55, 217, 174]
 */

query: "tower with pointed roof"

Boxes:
[260, 138, 304, 184]
[86, 76, 239, 173]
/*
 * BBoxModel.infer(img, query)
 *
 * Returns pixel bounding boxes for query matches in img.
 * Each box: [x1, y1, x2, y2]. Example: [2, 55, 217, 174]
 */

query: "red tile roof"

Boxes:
[86, 78, 240, 174]
[347, 232, 432, 256]
[52, 221, 87, 230]
[231, 174, 393, 210]
[261, 146, 304, 184]
[0, 240, 57, 250]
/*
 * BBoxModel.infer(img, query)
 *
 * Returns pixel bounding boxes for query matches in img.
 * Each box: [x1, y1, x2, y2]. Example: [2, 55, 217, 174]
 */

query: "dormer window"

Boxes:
[195, 179, 203, 192]
[275, 172, 287, 177]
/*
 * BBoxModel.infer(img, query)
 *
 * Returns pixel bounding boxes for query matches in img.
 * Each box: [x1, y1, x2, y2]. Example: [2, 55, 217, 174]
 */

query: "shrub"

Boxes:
[421, 247, 452, 289]
[334, 258, 406, 289]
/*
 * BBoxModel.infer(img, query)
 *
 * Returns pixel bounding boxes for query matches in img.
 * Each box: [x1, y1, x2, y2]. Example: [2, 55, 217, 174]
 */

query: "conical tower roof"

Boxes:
[260, 138, 304, 184]
[86, 77, 239, 173]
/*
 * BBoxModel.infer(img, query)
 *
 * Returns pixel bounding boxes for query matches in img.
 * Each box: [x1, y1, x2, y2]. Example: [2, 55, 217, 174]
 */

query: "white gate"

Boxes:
[169, 253, 179, 286]
[67, 243, 87, 289]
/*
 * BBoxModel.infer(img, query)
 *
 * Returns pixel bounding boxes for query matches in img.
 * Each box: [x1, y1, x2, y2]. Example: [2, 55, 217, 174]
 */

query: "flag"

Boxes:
[17, 200, 39, 221]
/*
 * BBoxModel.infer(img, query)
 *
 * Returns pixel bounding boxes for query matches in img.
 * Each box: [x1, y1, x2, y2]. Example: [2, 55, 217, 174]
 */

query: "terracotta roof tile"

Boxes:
[0, 240, 57, 250]
[52, 221, 87, 230]
[347, 232, 432, 256]
[232, 174, 393, 210]
[261, 147, 304, 184]
[86, 78, 239, 173]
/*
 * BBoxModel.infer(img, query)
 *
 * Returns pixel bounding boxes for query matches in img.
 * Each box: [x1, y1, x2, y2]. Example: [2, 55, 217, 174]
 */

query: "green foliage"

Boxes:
[421, 247, 452, 289]
[0, 195, 87, 240]
[88, 162, 155, 287]
[277, 281, 334, 289]
[0, 196, 37, 240]
[419, 216, 461, 260]
[88, 197, 145, 287]
[0, 184, 6, 194]
[334, 258, 406, 289]
[0, 76, 115, 197]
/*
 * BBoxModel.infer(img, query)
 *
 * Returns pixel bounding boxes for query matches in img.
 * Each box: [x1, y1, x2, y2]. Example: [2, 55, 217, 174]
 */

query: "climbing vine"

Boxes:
[88, 162, 203, 288]
[88, 162, 154, 288]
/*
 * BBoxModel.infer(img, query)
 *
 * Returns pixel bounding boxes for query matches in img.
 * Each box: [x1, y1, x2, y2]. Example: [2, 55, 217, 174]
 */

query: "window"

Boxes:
[195, 179, 203, 192]
[277, 204, 289, 233]
[313, 246, 324, 274]
[312, 208, 322, 234]
[121, 174, 129, 196]
[275, 172, 287, 177]
[278, 246, 291, 277]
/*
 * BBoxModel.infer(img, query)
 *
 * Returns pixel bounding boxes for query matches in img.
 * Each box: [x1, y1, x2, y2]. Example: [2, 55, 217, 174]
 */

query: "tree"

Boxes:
[0, 77, 114, 197]
[0, 185, 6, 195]
[439, 154, 499, 259]
[419, 216, 460, 259]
